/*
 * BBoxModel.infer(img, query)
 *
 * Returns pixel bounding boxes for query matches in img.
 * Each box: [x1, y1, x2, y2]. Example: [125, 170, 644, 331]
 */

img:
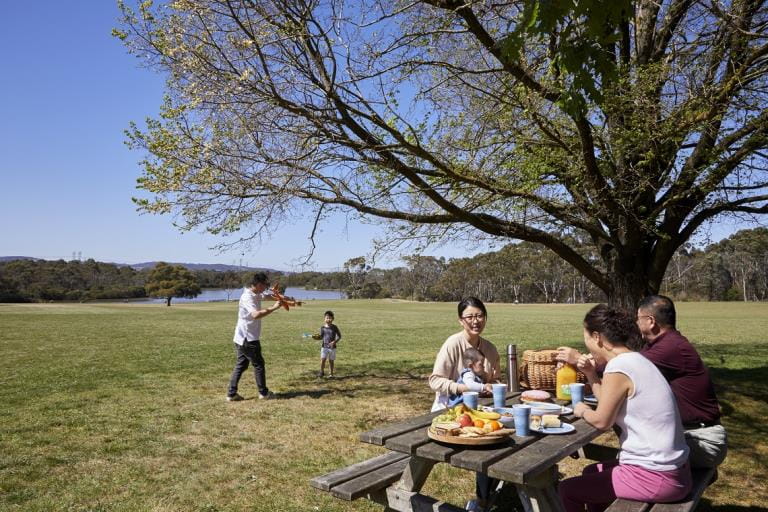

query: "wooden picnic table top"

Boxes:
[358, 392, 604, 485]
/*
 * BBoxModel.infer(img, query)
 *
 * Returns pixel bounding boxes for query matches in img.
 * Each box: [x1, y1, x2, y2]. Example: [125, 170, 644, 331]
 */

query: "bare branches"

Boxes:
[117, 0, 768, 302]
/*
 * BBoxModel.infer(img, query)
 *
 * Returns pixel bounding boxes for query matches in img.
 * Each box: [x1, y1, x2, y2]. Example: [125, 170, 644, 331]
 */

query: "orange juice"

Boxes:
[556, 363, 577, 401]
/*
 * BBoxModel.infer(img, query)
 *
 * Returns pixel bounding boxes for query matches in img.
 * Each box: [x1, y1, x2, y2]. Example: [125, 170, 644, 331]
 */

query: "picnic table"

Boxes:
[312, 391, 604, 511]
[312, 389, 718, 511]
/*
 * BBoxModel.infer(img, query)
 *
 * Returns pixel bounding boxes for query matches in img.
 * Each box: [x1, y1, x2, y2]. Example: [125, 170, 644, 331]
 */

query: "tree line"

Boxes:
[286, 228, 768, 303]
[0, 260, 235, 303]
[1, 228, 766, 303]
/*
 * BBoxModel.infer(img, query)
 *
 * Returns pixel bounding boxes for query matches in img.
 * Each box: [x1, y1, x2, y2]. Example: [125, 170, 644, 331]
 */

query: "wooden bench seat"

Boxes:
[578, 443, 717, 512]
[604, 467, 717, 512]
[311, 452, 467, 511]
[310, 451, 410, 500]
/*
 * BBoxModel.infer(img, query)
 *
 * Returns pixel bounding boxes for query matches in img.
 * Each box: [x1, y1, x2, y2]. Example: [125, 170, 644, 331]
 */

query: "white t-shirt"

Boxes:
[232, 287, 269, 344]
[606, 352, 689, 471]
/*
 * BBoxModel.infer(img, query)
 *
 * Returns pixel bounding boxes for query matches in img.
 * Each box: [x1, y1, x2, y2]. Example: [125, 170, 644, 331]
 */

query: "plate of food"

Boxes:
[427, 422, 514, 445]
[535, 423, 576, 435]
[530, 414, 575, 435]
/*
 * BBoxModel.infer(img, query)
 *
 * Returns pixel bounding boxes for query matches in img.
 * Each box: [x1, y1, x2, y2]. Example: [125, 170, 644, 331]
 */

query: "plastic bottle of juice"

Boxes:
[556, 363, 577, 401]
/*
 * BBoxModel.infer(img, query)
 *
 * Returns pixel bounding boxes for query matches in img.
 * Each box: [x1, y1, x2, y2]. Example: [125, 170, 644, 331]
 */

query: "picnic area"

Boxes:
[1, 299, 766, 511]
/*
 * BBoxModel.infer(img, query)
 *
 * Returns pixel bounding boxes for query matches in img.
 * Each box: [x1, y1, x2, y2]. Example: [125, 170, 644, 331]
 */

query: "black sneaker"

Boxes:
[226, 394, 244, 402]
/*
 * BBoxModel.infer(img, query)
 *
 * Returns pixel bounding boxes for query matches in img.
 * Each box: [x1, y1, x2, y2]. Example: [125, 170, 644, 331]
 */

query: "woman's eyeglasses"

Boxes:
[461, 314, 485, 321]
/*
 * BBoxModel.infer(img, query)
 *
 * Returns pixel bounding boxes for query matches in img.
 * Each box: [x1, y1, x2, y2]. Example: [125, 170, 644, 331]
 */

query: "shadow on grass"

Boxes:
[274, 389, 334, 399]
[289, 360, 433, 400]
[709, 365, 768, 407]
[314, 370, 427, 381]
[700, 500, 768, 512]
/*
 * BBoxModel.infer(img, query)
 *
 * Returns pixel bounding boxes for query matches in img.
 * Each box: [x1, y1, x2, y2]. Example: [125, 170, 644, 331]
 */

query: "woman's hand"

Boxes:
[573, 402, 590, 418]
[483, 383, 493, 393]
[577, 353, 598, 381]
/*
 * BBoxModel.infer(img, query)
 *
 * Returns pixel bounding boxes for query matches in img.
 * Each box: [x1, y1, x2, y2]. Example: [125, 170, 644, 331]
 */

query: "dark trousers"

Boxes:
[228, 340, 268, 397]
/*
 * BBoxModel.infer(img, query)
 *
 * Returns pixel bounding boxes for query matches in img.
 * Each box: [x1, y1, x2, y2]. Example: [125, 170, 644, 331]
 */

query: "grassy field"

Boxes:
[1, 300, 766, 511]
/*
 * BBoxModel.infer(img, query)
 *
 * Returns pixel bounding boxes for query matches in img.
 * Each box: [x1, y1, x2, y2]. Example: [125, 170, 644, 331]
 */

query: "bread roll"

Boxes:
[542, 414, 561, 428]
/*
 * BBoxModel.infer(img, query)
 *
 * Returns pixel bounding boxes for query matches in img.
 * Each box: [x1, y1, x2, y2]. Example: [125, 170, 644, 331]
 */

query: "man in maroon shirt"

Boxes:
[636, 295, 727, 468]
[558, 295, 727, 468]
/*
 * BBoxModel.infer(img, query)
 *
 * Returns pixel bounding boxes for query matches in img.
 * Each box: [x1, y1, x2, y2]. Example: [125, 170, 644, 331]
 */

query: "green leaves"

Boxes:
[144, 262, 201, 305]
[500, 0, 633, 114]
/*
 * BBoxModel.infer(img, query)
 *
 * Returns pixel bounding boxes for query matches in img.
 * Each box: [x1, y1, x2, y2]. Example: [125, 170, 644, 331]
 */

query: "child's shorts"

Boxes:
[320, 347, 336, 360]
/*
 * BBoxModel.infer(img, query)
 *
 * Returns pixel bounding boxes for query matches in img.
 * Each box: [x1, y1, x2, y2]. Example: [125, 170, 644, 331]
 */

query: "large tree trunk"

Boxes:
[606, 267, 656, 311]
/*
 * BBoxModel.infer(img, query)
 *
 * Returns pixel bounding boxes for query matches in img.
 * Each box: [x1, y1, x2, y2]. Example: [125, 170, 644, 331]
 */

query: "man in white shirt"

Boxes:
[226, 272, 283, 401]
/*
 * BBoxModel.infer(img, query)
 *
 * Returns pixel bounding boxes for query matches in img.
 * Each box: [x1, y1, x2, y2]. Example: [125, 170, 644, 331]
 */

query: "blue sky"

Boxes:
[0, 2, 418, 271]
[0, 3, 756, 273]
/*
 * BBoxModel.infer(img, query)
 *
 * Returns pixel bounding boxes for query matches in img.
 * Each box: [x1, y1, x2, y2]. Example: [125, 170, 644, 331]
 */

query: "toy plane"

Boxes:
[269, 282, 304, 311]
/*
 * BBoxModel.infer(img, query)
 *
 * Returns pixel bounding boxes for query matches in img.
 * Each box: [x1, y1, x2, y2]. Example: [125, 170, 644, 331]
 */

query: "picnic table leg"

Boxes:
[395, 456, 436, 491]
[370, 456, 439, 512]
[513, 465, 564, 512]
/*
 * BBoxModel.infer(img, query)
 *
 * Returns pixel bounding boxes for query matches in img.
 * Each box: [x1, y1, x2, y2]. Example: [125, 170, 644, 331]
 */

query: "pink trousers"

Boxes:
[558, 460, 692, 512]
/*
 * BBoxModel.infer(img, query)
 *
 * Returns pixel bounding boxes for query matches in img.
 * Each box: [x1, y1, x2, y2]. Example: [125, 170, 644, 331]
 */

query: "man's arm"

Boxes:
[556, 346, 583, 365]
[250, 299, 283, 319]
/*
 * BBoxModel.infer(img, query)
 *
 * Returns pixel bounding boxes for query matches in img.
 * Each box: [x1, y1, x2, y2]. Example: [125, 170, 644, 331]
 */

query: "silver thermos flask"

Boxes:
[506, 344, 520, 392]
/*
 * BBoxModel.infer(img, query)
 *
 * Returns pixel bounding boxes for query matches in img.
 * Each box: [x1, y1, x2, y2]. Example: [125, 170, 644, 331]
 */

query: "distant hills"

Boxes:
[0, 256, 43, 262]
[0, 256, 278, 273]
[129, 261, 279, 273]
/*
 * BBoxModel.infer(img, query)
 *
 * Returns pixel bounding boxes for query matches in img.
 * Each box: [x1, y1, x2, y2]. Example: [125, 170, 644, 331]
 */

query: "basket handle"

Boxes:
[518, 361, 529, 387]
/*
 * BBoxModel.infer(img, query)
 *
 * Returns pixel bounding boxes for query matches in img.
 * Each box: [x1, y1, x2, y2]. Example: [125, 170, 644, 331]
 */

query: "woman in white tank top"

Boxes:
[558, 304, 692, 512]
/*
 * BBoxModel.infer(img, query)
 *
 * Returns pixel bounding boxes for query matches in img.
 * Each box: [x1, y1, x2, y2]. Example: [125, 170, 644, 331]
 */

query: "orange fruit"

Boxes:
[473, 419, 485, 428]
[487, 420, 501, 431]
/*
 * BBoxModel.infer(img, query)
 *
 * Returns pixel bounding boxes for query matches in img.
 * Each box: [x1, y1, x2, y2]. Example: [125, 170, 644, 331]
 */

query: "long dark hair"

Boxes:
[583, 304, 644, 351]
[458, 297, 487, 318]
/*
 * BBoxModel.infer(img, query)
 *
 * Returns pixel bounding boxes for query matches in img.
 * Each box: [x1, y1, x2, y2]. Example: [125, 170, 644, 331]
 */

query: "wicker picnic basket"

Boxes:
[518, 349, 587, 391]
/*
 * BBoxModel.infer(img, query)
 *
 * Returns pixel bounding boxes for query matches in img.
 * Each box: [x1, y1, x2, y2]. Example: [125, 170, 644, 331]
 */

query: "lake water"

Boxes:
[135, 287, 346, 304]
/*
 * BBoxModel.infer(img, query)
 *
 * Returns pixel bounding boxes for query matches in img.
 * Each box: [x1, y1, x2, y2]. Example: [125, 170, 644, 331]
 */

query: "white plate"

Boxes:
[534, 422, 576, 435]
[526, 402, 573, 416]
[583, 395, 598, 404]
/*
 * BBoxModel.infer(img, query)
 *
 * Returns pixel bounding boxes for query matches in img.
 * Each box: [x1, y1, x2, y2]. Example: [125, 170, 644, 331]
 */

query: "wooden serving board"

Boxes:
[427, 427, 513, 446]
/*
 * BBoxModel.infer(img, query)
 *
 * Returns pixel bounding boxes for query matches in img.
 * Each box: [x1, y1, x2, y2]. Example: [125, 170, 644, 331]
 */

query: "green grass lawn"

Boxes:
[1, 300, 766, 511]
